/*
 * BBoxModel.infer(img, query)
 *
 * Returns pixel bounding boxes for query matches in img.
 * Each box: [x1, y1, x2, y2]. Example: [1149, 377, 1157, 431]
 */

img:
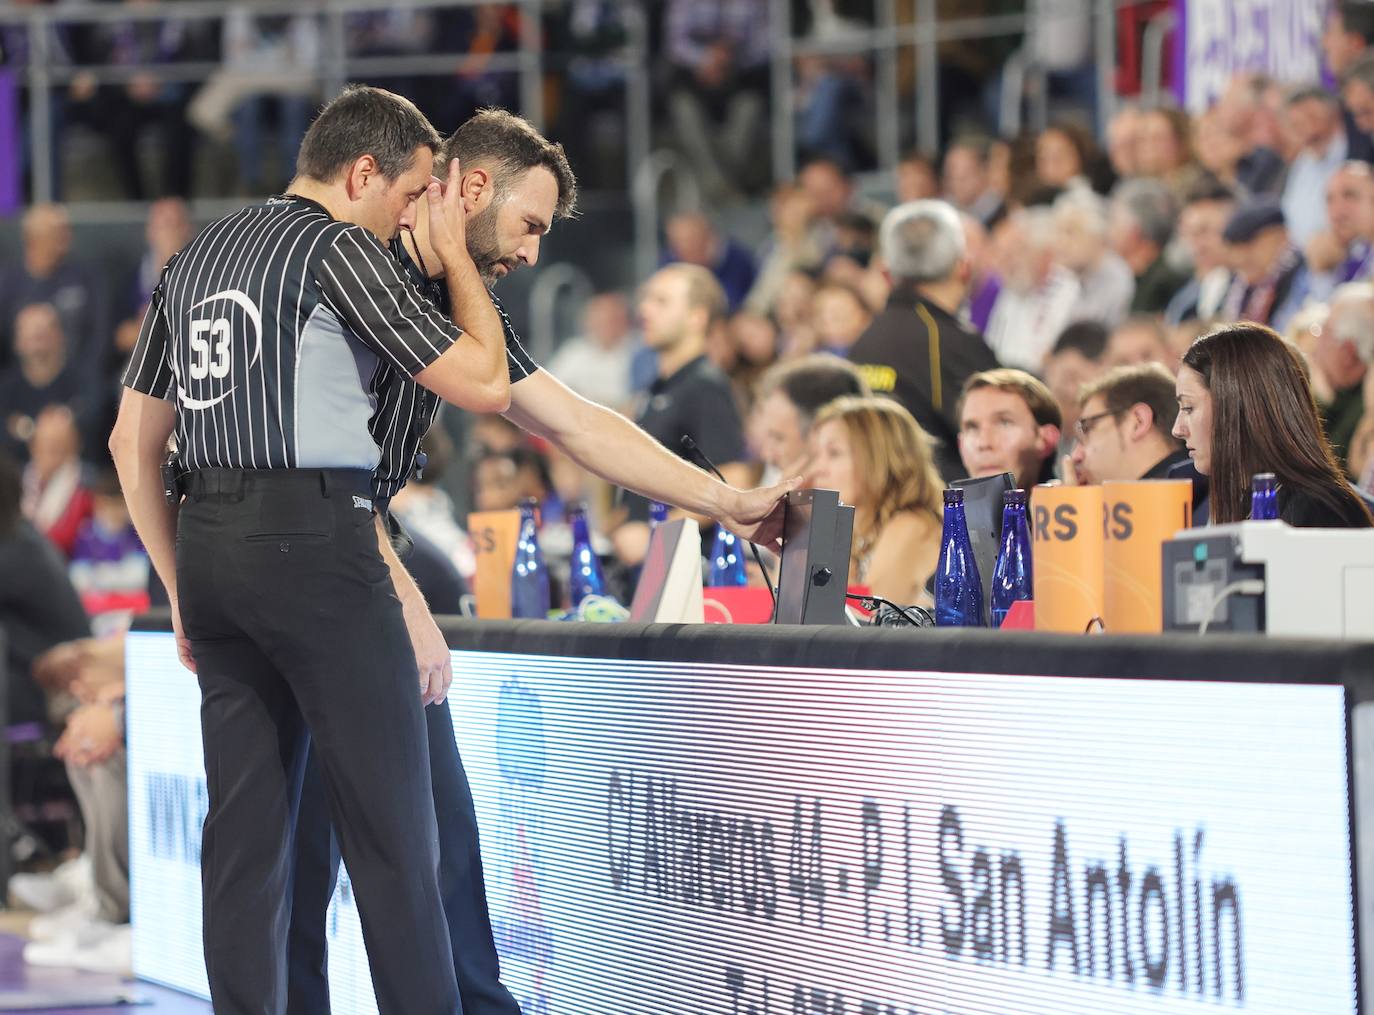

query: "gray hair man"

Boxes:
[848, 199, 1000, 481]
[1108, 177, 1189, 314]
[1053, 186, 1136, 327]
[1320, 281, 1374, 470]
[985, 207, 1083, 371]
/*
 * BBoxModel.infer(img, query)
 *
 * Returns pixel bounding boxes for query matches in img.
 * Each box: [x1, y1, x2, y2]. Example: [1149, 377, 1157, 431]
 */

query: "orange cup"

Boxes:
[1102, 479, 1193, 633]
[1030, 485, 1105, 633]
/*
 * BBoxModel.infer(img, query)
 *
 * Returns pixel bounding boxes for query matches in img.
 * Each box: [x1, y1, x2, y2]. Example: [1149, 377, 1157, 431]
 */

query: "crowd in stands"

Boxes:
[8, 0, 1374, 977]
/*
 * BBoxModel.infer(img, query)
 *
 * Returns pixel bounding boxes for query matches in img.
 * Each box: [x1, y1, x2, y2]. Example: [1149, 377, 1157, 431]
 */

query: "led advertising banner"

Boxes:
[126, 632, 1357, 1014]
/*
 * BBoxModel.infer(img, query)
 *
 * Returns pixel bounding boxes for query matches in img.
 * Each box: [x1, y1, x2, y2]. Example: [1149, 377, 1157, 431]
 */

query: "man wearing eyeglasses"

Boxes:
[1067, 363, 1189, 485]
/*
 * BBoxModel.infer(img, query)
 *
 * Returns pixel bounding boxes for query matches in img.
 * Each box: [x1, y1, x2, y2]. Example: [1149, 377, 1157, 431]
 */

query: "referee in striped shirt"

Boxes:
[282, 109, 800, 1014]
[109, 86, 510, 1014]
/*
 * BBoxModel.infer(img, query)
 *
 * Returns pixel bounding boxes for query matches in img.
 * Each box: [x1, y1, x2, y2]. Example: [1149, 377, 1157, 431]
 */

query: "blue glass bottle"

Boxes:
[510, 498, 550, 619]
[935, 488, 986, 627]
[568, 502, 607, 607]
[1250, 473, 1279, 520]
[990, 489, 1033, 628]
[649, 501, 670, 530]
[707, 526, 748, 587]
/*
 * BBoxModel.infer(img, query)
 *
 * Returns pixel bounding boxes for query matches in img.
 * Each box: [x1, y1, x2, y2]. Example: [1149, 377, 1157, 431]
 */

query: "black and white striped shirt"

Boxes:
[123, 194, 531, 499]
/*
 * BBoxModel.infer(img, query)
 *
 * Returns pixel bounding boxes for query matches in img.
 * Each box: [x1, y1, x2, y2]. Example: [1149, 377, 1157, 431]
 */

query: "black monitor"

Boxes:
[773, 489, 854, 625]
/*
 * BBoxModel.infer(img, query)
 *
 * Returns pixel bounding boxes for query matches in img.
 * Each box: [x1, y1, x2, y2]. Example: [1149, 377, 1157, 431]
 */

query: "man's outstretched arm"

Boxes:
[504, 370, 797, 548]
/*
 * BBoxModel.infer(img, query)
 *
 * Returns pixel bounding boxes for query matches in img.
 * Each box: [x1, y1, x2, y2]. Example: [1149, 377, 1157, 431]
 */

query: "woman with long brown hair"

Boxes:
[806, 396, 944, 603]
[1173, 323, 1373, 527]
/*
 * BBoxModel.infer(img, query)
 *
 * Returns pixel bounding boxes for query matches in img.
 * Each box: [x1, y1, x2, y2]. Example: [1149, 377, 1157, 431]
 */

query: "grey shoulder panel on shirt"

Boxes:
[294, 304, 383, 471]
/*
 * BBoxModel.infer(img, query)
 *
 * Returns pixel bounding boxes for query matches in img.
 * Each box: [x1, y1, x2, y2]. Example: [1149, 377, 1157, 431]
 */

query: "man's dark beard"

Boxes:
[466, 203, 515, 285]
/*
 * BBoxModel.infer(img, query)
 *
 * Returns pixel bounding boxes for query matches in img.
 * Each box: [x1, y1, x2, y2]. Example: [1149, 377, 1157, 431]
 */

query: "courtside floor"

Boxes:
[0, 934, 208, 1013]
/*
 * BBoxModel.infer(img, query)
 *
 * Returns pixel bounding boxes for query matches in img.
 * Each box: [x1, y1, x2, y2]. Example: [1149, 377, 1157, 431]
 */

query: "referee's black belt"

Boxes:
[177, 468, 381, 510]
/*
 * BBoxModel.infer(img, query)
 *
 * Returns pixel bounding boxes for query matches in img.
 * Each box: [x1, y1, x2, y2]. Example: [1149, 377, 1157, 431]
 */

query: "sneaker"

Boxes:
[23, 921, 131, 976]
[29, 896, 100, 942]
[9, 854, 93, 913]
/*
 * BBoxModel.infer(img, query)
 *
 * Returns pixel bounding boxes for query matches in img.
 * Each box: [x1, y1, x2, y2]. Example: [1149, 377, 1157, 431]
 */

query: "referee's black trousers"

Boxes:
[285, 698, 522, 1015]
[175, 469, 461, 1015]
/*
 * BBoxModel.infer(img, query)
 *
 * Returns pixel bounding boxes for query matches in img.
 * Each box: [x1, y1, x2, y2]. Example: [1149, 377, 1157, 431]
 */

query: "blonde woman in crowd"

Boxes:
[806, 397, 944, 605]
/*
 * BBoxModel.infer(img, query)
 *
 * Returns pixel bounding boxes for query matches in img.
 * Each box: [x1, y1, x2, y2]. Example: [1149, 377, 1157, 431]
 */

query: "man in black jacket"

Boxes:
[848, 200, 999, 482]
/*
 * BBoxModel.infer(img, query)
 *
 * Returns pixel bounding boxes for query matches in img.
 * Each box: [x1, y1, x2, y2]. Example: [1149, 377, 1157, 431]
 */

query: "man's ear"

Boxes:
[460, 166, 495, 214]
[1127, 403, 1153, 441]
[345, 155, 380, 200]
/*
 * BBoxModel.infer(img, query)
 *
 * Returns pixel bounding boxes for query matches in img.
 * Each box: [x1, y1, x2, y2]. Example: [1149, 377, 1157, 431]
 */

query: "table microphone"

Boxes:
[679, 435, 778, 608]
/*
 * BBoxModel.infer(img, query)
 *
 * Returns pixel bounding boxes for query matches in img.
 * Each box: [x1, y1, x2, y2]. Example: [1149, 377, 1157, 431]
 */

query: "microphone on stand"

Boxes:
[679, 435, 778, 609]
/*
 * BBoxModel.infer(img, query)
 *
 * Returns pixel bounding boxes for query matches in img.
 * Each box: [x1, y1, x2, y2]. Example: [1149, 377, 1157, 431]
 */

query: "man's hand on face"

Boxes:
[426, 157, 472, 271]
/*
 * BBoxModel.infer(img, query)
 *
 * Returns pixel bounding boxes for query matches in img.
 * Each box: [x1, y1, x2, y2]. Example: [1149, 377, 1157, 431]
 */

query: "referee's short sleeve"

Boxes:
[317, 226, 460, 376]
[121, 282, 176, 401]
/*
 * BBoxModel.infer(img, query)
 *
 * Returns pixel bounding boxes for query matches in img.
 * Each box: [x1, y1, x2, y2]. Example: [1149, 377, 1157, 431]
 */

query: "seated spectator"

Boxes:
[807, 397, 943, 606]
[795, 51, 871, 174]
[705, 311, 778, 422]
[774, 269, 819, 359]
[1281, 86, 1350, 246]
[663, 213, 758, 314]
[1192, 107, 1251, 195]
[796, 156, 885, 266]
[1218, 200, 1310, 332]
[1341, 52, 1374, 138]
[1306, 162, 1374, 302]
[1051, 187, 1135, 327]
[1105, 315, 1173, 368]
[663, 0, 770, 202]
[1108, 178, 1189, 315]
[942, 136, 1005, 228]
[472, 449, 525, 514]
[745, 183, 824, 316]
[187, 11, 319, 194]
[1068, 363, 1188, 485]
[823, 212, 878, 284]
[848, 200, 999, 482]
[67, 471, 150, 638]
[0, 204, 109, 381]
[1174, 323, 1372, 526]
[472, 444, 560, 518]
[1043, 320, 1108, 435]
[1324, 4, 1374, 161]
[1326, 1, 1374, 78]
[964, 213, 1001, 334]
[957, 369, 1063, 490]
[985, 208, 1082, 372]
[0, 304, 97, 461]
[22, 406, 91, 557]
[114, 198, 194, 364]
[547, 292, 639, 410]
[1166, 181, 1238, 324]
[811, 280, 871, 357]
[1035, 121, 1098, 191]
[1315, 282, 1374, 472]
[1105, 103, 1142, 180]
[1135, 106, 1201, 198]
[27, 632, 129, 973]
[385, 429, 477, 581]
[750, 354, 868, 483]
[895, 150, 939, 203]
[0, 453, 89, 728]
[1214, 72, 1289, 195]
[615, 264, 747, 564]
[63, 2, 208, 201]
